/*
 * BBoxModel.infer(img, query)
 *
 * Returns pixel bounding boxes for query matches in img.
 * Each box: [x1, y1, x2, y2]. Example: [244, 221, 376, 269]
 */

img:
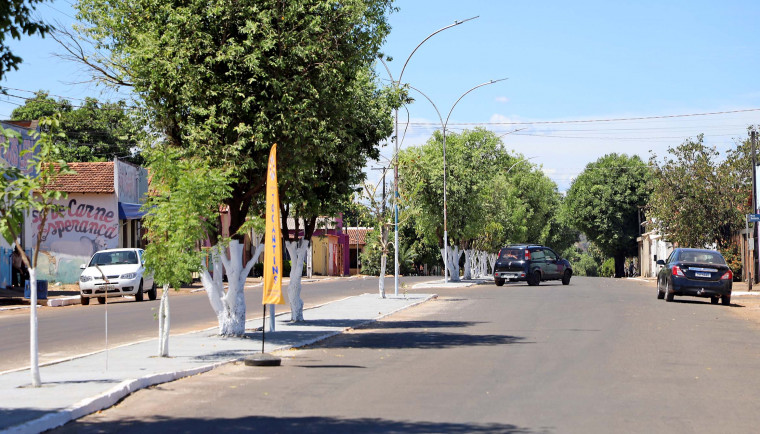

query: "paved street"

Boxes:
[51, 276, 760, 433]
[0, 276, 430, 373]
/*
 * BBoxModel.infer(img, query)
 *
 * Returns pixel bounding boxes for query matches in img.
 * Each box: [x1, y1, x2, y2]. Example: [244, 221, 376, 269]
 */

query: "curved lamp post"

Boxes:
[410, 77, 508, 283]
[378, 16, 477, 296]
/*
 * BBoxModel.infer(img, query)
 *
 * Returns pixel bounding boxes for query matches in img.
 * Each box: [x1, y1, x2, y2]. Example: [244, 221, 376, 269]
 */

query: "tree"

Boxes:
[565, 153, 652, 278]
[71, 0, 396, 329]
[399, 128, 567, 280]
[0, 115, 74, 387]
[648, 134, 750, 250]
[141, 146, 233, 354]
[0, 0, 50, 80]
[11, 90, 145, 165]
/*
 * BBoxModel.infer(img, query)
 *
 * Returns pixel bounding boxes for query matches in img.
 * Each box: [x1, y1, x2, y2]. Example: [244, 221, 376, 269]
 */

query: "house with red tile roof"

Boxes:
[19, 158, 149, 284]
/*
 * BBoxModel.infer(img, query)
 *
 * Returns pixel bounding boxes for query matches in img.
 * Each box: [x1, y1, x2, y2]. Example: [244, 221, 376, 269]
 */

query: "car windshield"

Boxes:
[678, 251, 726, 265]
[89, 251, 138, 266]
[499, 248, 522, 260]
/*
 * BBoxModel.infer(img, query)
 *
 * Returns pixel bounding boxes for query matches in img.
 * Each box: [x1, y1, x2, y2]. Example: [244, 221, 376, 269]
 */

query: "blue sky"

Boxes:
[3, 1, 760, 191]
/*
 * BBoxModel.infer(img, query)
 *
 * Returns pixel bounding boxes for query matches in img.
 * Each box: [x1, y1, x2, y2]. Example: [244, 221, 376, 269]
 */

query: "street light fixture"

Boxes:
[409, 77, 508, 284]
[378, 16, 478, 296]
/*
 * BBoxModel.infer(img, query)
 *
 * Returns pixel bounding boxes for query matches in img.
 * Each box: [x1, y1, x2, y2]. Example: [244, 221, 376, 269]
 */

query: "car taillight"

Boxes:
[525, 250, 531, 260]
[721, 270, 733, 280]
[672, 266, 685, 277]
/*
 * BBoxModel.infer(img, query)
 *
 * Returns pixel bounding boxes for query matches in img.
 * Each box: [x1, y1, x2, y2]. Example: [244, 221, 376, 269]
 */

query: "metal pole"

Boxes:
[747, 214, 752, 290]
[752, 130, 758, 284]
[379, 17, 479, 295]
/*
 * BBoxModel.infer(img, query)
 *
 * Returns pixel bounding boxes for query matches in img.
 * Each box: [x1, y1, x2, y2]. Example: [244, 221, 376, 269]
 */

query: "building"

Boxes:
[346, 227, 371, 275]
[22, 159, 148, 284]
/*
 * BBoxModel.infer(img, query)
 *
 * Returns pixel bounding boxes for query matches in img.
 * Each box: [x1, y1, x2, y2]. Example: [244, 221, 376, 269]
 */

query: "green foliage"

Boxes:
[600, 258, 615, 277]
[720, 244, 742, 282]
[360, 226, 392, 276]
[11, 91, 146, 165]
[565, 153, 652, 276]
[74, 0, 396, 238]
[141, 146, 232, 289]
[562, 244, 606, 277]
[648, 134, 750, 250]
[0, 0, 50, 80]
[0, 115, 75, 267]
[399, 128, 572, 255]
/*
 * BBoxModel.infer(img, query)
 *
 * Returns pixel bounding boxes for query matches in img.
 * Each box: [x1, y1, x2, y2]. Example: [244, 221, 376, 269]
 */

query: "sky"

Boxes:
[3, 0, 760, 192]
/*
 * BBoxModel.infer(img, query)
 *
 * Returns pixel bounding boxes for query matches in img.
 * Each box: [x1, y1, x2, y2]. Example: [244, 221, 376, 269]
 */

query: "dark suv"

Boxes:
[493, 244, 572, 286]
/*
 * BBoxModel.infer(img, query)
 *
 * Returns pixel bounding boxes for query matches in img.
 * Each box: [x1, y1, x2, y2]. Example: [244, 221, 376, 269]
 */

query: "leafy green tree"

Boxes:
[0, 115, 74, 387]
[71, 0, 396, 326]
[565, 153, 652, 278]
[400, 128, 570, 279]
[648, 134, 750, 250]
[141, 146, 232, 352]
[0, 0, 50, 80]
[11, 90, 145, 165]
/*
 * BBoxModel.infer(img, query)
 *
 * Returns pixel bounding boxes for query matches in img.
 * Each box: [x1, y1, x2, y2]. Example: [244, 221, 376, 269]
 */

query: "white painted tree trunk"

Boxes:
[378, 252, 387, 298]
[463, 249, 473, 280]
[28, 267, 41, 387]
[480, 251, 489, 277]
[449, 246, 462, 281]
[285, 239, 309, 322]
[489, 253, 498, 276]
[200, 240, 257, 336]
[158, 283, 170, 357]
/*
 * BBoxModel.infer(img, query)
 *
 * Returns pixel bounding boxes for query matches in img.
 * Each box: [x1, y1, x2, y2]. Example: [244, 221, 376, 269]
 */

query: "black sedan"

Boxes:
[656, 248, 732, 305]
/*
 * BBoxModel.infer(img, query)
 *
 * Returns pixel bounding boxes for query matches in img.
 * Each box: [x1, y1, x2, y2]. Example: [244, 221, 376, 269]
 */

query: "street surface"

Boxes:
[51, 276, 760, 433]
[0, 276, 428, 372]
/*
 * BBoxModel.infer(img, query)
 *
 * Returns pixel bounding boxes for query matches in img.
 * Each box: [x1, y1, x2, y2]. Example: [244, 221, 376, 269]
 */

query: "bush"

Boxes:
[600, 258, 615, 277]
[252, 260, 296, 277]
[720, 245, 742, 282]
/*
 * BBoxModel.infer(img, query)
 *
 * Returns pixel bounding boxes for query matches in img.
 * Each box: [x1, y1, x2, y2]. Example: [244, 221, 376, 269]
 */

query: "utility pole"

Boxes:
[752, 130, 758, 285]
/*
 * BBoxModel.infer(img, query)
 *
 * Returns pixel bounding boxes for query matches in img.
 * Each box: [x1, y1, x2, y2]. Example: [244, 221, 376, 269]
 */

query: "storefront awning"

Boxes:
[118, 202, 148, 220]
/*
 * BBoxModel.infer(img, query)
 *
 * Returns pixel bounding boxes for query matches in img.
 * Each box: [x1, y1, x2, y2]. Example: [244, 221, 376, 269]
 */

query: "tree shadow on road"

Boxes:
[311, 330, 531, 350]
[55, 415, 542, 433]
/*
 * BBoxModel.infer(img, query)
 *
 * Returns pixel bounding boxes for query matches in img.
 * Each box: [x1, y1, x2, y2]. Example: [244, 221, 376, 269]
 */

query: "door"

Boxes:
[543, 248, 562, 279]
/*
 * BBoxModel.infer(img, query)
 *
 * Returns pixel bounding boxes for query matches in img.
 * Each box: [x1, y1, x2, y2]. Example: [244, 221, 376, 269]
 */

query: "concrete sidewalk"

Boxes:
[0, 292, 435, 434]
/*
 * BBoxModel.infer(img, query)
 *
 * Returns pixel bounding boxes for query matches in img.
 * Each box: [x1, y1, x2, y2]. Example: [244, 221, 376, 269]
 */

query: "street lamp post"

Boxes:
[379, 17, 477, 296]
[409, 77, 508, 284]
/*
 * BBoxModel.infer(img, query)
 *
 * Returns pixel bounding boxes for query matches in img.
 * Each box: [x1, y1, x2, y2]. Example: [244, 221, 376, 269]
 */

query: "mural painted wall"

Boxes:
[26, 194, 119, 283]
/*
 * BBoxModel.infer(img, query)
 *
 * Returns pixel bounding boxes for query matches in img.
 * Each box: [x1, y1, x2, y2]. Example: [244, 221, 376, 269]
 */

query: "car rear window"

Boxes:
[678, 251, 726, 265]
[499, 248, 522, 260]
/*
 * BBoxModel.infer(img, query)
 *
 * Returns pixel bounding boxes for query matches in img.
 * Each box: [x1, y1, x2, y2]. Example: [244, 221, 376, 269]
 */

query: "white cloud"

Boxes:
[495, 96, 510, 103]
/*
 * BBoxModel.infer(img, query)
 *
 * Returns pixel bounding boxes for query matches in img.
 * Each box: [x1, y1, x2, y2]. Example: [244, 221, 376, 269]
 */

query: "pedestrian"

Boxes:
[628, 260, 635, 278]
[11, 247, 28, 288]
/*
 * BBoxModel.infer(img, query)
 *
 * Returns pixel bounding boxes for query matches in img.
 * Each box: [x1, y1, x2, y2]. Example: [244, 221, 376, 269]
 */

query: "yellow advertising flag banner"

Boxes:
[263, 144, 285, 305]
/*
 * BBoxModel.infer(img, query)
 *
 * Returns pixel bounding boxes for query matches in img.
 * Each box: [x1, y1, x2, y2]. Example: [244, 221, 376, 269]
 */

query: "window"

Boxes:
[531, 249, 545, 261]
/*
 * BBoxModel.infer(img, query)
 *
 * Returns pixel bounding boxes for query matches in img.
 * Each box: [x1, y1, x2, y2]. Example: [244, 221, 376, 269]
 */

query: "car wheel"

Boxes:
[562, 270, 571, 285]
[80, 295, 90, 306]
[97, 296, 106, 304]
[711, 296, 719, 304]
[722, 295, 731, 306]
[495, 278, 505, 287]
[527, 270, 540, 286]
[665, 280, 674, 302]
[657, 279, 665, 299]
[135, 280, 144, 302]
[148, 282, 157, 301]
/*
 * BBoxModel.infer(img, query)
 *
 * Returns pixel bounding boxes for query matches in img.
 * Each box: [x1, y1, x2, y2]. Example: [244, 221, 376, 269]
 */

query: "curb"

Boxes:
[3, 293, 437, 434]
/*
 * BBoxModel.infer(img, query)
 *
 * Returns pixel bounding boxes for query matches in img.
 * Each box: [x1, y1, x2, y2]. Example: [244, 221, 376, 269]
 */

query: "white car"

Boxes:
[78, 248, 156, 305]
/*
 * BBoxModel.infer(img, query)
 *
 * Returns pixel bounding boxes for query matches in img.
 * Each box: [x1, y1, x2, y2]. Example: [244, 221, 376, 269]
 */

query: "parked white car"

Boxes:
[78, 248, 156, 305]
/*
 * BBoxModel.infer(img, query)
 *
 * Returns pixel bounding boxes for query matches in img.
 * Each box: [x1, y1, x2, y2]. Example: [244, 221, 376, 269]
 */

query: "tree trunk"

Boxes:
[449, 246, 462, 282]
[463, 249, 473, 280]
[285, 239, 309, 322]
[489, 253, 498, 276]
[158, 284, 170, 357]
[29, 267, 41, 387]
[200, 240, 257, 336]
[614, 252, 626, 278]
[379, 252, 387, 298]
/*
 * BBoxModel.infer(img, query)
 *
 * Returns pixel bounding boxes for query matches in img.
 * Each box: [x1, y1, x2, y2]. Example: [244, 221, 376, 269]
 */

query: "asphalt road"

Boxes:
[0, 276, 431, 372]
[52, 276, 760, 433]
